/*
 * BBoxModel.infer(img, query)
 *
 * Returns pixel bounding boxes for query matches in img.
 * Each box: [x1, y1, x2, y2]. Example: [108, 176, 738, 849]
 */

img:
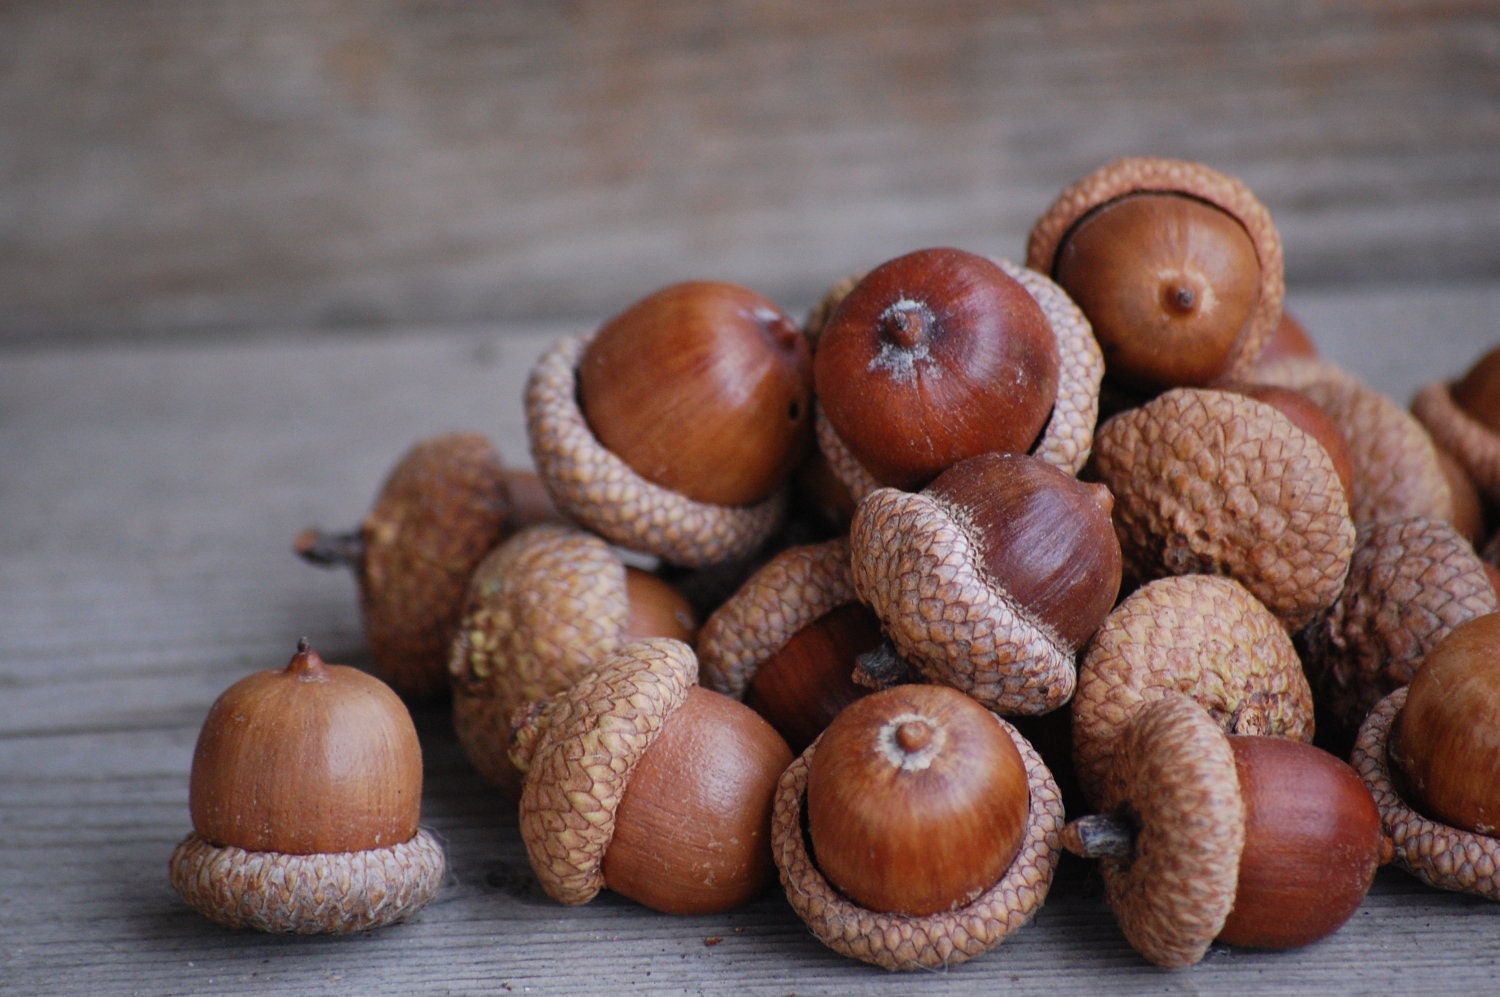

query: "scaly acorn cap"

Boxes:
[695, 537, 857, 700]
[526, 335, 787, 568]
[848, 486, 1078, 716]
[1352, 687, 1500, 901]
[449, 523, 632, 798]
[1072, 574, 1312, 809]
[1297, 516, 1499, 742]
[1412, 377, 1500, 506]
[509, 638, 697, 906]
[1253, 356, 1454, 525]
[771, 711, 1064, 970]
[1090, 386, 1355, 632]
[814, 259, 1103, 504]
[1026, 156, 1284, 389]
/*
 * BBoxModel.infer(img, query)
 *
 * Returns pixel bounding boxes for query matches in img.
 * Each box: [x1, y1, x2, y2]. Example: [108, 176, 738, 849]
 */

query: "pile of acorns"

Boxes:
[168, 156, 1500, 970]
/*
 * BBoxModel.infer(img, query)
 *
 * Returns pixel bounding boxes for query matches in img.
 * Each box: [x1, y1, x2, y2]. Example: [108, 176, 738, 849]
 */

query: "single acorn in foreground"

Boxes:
[169, 640, 445, 933]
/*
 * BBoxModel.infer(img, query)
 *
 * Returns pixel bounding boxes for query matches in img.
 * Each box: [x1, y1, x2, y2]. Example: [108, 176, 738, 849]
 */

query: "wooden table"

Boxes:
[4, 284, 1498, 995]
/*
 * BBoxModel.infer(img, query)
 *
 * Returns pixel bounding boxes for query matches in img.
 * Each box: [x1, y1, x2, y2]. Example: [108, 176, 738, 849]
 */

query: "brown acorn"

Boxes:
[1412, 343, 1500, 508]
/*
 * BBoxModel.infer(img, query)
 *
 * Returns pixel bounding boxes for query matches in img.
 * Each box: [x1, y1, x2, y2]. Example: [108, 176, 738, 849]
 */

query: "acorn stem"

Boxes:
[1061, 813, 1135, 860]
[293, 527, 365, 569]
[851, 640, 918, 690]
[876, 300, 934, 352]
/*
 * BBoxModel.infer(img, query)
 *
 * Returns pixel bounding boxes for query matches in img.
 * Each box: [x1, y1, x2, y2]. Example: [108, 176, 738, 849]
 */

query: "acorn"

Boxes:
[1412, 343, 1500, 508]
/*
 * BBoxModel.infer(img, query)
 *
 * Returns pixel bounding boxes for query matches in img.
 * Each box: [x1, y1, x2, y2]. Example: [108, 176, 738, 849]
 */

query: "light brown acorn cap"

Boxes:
[1412, 378, 1500, 506]
[772, 711, 1063, 970]
[510, 637, 696, 907]
[169, 827, 446, 934]
[814, 259, 1103, 504]
[848, 486, 1077, 716]
[1298, 516, 1499, 740]
[1091, 386, 1356, 632]
[1072, 574, 1312, 808]
[801, 271, 862, 350]
[1079, 692, 1245, 968]
[449, 523, 631, 798]
[1253, 356, 1454, 525]
[696, 537, 856, 699]
[1352, 687, 1500, 900]
[525, 335, 788, 568]
[1025, 156, 1284, 387]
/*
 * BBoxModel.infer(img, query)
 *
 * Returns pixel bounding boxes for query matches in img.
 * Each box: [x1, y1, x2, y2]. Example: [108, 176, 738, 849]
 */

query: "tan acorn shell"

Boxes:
[848, 486, 1077, 716]
[1253, 356, 1454, 525]
[509, 638, 697, 906]
[814, 259, 1104, 504]
[448, 523, 632, 798]
[169, 828, 446, 934]
[1352, 687, 1500, 901]
[771, 712, 1063, 970]
[1071, 692, 1245, 968]
[526, 334, 788, 568]
[1090, 386, 1356, 632]
[1297, 516, 1499, 741]
[1025, 156, 1284, 387]
[1072, 574, 1312, 809]
[695, 537, 856, 699]
[1412, 377, 1500, 505]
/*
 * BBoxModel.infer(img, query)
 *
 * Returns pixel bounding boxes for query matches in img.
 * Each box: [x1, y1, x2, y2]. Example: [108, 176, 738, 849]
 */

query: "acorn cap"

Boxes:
[169, 827, 446, 934]
[526, 335, 788, 568]
[695, 537, 856, 699]
[1090, 386, 1355, 632]
[1253, 356, 1454, 525]
[1026, 156, 1283, 386]
[1352, 687, 1500, 900]
[1412, 378, 1500, 506]
[449, 523, 632, 798]
[772, 712, 1063, 970]
[511, 638, 697, 906]
[848, 486, 1077, 715]
[814, 259, 1103, 504]
[1298, 516, 1499, 740]
[1080, 692, 1244, 968]
[1072, 574, 1312, 808]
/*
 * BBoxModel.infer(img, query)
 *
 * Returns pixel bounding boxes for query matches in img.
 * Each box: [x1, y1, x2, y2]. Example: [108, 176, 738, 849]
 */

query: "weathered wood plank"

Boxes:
[3, 1, 1498, 343]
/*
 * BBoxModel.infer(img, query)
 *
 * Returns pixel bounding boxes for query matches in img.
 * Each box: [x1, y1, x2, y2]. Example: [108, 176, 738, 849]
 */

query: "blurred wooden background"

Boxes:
[3, 0, 1498, 344]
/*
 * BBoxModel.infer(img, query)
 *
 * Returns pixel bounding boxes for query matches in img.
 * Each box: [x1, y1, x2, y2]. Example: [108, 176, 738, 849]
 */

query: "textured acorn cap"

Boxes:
[814, 259, 1103, 504]
[696, 537, 856, 699]
[1297, 516, 1499, 741]
[449, 523, 632, 798]
[1078, 692, 1245, 968]
[510, 637, 697, 906]
[772, 711, 1063, 970]
[848, 486, 1077, 716]
[1253, 356, 1454, 525]
[526, 335, 787, 568]
[1412, 378, 1500, 506]
[1025, 156, 1283, 387]
[1091, 386, 1355, 632]
[169, 827, 446, 934]
[1352, 687, 1500, 901]
[1072, 574, 1312, 808]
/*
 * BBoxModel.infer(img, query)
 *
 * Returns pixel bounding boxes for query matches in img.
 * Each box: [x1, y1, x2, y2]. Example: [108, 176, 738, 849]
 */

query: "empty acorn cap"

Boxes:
[510, 637, 697, 906]
[847, 486, 1078, 716]
[1090, 386, 1356, 632]
[526, 335, 788, 568]
[1253, 356, 1454, 525]
[1352, 687, 1500, 901]
[814, 259, 1103, 504]
[1026, 156, 1284, 390]
[1075, 692, 1245, 968]
[696, 537, 857, 699]
[448, 523, 632, 798]
[1412, 377, 1500, 506]
[1297, 516, 1499, 743]
[771, 711, 1064, 970]
[1072, 574, 1313, 809]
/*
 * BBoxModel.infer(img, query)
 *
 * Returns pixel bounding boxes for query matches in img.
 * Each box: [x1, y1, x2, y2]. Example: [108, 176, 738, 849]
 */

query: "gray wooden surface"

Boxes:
[4, 1, 1500, 344]
[3, 284, 1499, 996]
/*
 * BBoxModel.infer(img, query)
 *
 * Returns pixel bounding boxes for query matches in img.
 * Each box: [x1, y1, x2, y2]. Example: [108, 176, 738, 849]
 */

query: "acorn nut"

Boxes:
[1412, 343, 1500, 508]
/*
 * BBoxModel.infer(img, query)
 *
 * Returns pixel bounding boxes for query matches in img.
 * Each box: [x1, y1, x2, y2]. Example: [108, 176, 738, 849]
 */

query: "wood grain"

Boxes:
[3, 1, 1498, 344]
